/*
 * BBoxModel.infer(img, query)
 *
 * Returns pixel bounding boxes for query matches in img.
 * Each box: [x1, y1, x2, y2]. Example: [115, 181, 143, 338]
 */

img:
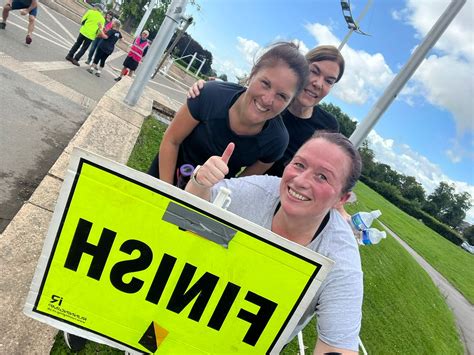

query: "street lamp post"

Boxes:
[124, 0, 189, 106]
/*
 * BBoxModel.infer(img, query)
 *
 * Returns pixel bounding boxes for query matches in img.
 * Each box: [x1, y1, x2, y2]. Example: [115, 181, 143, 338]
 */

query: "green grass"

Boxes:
[50, 119, 467, 354]
[352, 182, 474, 304]
[126, 116, 168, 172]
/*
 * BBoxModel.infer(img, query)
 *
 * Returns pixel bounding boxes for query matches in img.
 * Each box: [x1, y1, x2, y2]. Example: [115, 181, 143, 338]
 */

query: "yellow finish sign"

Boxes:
[24, 149, 333, 354]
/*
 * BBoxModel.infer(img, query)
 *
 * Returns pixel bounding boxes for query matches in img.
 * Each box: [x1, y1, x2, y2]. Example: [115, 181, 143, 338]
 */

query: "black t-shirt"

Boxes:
[181, 81, 289, 178]
[265, 106, 339, 177]
[99, 29, 122, 55]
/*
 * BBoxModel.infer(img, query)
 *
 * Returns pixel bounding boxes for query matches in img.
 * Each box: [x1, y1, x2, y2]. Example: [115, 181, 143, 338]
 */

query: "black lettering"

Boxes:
[166, 263, 219, 322]
[110, 239, 153, 293]
[207, 282, 241, 331]
[237, 291, 277, 346]
[145, 253, 177, 305]
[64, 218, 115, 280]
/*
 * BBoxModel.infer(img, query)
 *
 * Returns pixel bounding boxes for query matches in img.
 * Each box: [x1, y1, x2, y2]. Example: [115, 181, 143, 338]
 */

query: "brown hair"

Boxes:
[249, 42, 309, 96]
[305, 45, 345, 83]
[308, 131, 362, 193]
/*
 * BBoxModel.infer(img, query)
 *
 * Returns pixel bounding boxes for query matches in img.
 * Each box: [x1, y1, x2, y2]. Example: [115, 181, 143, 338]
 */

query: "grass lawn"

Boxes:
[352, 182, 474, 304]
[49, 116, 466, 354]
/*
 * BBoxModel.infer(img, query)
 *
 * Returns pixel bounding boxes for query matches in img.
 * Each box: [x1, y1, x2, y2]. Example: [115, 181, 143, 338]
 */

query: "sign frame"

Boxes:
[24, 148, 334, 354]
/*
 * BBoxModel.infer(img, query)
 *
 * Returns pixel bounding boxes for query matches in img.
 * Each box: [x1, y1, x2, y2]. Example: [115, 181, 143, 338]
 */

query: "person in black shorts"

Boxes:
[114, 30, 149, 81]
[86, 19, 122, 78]
[0, 0, 38, 44]
[148, 42, 310, 187]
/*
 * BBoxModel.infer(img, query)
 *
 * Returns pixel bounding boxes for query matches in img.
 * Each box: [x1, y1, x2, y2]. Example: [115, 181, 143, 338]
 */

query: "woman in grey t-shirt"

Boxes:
[186, 131, 363, 354]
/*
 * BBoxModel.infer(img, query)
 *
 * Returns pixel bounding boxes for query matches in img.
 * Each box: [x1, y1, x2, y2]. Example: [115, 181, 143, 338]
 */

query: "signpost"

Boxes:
[24, 149, 333, 354]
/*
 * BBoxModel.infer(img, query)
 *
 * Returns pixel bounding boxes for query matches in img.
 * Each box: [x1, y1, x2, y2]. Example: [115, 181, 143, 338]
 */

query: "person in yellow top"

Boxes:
[66, 3, 105, 66]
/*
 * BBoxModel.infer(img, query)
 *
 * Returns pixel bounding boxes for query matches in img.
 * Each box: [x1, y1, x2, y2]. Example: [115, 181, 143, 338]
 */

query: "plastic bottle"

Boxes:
[361, 228, 387, 245]
[176, 164, 194, 189]
[351, 210, 382, 232]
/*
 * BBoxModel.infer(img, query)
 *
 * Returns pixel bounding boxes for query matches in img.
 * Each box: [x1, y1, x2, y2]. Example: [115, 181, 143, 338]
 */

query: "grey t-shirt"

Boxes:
[211, 175, 363, 351]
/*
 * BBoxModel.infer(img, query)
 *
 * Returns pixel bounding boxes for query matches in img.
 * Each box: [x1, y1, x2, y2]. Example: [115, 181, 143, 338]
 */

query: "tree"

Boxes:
[400, 175, 426, 205]
[463, 225, 474, 245]
[120, 0, 170, 35]
[358, 140, 377, 177]
[319, 102, 356, 138]
[423, 182, 472, 228]
[218, 74, 228, 82]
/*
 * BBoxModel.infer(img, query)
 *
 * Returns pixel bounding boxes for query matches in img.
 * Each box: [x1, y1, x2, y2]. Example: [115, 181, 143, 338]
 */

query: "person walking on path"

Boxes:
[114, 30, 150, 81]
[0, 0, 38, 44]
[65, 3, 105, 66]
[86, 19, 122, 77]
[85, 10, 113, 65]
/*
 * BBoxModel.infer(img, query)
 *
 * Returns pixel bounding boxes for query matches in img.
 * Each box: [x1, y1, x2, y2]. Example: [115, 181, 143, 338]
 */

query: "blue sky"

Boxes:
[185, 0, 474, 222]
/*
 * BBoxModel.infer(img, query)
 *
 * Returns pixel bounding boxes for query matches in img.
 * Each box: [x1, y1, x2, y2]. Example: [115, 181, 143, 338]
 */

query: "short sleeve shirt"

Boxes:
[266, 106, 339, 177]
[99, 29, 122, 54]
[181, 81, 289, 178]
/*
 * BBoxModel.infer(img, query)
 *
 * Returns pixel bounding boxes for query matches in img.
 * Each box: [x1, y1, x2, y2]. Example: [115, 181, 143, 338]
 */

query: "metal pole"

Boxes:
[196, 58, 206, 76]
[152, 16, 193, 78]
[124, 0, 189, 106]
[135, 0, 159, 37]
[186, 52, 196, 71]
[350, 0, 466, 148]
[339, 0, 373, 50]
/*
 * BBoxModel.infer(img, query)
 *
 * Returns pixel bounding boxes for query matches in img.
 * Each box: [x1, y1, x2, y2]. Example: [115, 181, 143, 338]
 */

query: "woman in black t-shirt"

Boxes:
[86, 19, 122, 78]
[151, 42, 309, 187]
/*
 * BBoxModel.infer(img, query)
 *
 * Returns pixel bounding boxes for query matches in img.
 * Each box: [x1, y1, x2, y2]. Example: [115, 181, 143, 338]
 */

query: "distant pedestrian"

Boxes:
[86, 19, 122, 77]
[0, 0, 38, 44]
[114, 30, 149, 82]
[65, 3, 105, 66]
[85, 10, 113, 65]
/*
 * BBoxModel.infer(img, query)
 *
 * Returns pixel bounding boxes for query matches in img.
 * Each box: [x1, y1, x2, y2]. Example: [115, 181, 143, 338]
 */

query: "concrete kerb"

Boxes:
[0, 76, 159, 353]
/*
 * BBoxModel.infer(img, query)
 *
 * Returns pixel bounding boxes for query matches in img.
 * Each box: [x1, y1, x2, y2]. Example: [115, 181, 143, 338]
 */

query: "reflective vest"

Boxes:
[128, 37, 149, 63]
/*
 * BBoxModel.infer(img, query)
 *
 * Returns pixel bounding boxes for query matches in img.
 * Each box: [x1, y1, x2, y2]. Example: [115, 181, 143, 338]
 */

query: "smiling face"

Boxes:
[241, 62, 299, 125]
[279, 138, 351, 220]
[295, 60, 340, 109]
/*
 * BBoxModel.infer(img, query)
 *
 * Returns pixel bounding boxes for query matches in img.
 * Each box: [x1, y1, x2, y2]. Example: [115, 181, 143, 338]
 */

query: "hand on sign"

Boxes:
[187, 79, 206, 99]
[194, 143, 234, 188]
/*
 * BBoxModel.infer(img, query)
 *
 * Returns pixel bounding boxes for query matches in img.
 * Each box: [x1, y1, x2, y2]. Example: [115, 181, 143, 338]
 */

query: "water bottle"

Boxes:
[176, 164, 194, 189]
[361, 228, 387, 245]
[351, 210, 382, 232]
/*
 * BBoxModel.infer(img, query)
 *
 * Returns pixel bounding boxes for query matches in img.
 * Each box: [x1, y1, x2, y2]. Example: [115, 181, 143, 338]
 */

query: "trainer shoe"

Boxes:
[25, 35, 32, 44]
[0, 22, 6, 29]
[63, 331, 87, 352]
[95, 71, 101, 77]
[71, 59, 80, 66]
[86, 68, 94, 74]
[65, 55, 73, 62]
[114, 76, 122, 82]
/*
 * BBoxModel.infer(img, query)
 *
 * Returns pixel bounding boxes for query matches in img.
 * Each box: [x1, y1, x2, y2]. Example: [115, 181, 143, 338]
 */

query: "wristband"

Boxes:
[191, 165, 207, 187]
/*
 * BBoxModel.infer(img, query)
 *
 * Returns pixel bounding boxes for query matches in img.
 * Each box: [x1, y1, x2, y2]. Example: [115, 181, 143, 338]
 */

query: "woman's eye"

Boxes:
[278, 93, 288, 101]
[326, 79, 335, 86]
[316, 173, 327, 182]
[261, 80, 270, 88]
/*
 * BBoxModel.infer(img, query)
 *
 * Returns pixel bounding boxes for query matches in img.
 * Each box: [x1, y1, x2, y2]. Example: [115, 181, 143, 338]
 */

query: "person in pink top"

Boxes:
[114, 30, 150, 81]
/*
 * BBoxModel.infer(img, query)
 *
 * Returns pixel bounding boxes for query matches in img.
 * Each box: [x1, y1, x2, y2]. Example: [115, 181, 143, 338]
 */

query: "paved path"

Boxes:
[381, 222, 474, 355]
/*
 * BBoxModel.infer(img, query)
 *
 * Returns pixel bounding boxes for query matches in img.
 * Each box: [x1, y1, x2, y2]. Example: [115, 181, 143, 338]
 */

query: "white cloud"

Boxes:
[305, 23, 395, 105]
[366, 130, 474, 223]
[394, 0, 474, 135]
[236, 36, 261, 65]
[402, 0, 474, 62]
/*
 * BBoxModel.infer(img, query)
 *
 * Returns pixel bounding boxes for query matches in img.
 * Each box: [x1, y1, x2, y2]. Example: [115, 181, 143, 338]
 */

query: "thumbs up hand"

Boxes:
[192, 143, 235, 188]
